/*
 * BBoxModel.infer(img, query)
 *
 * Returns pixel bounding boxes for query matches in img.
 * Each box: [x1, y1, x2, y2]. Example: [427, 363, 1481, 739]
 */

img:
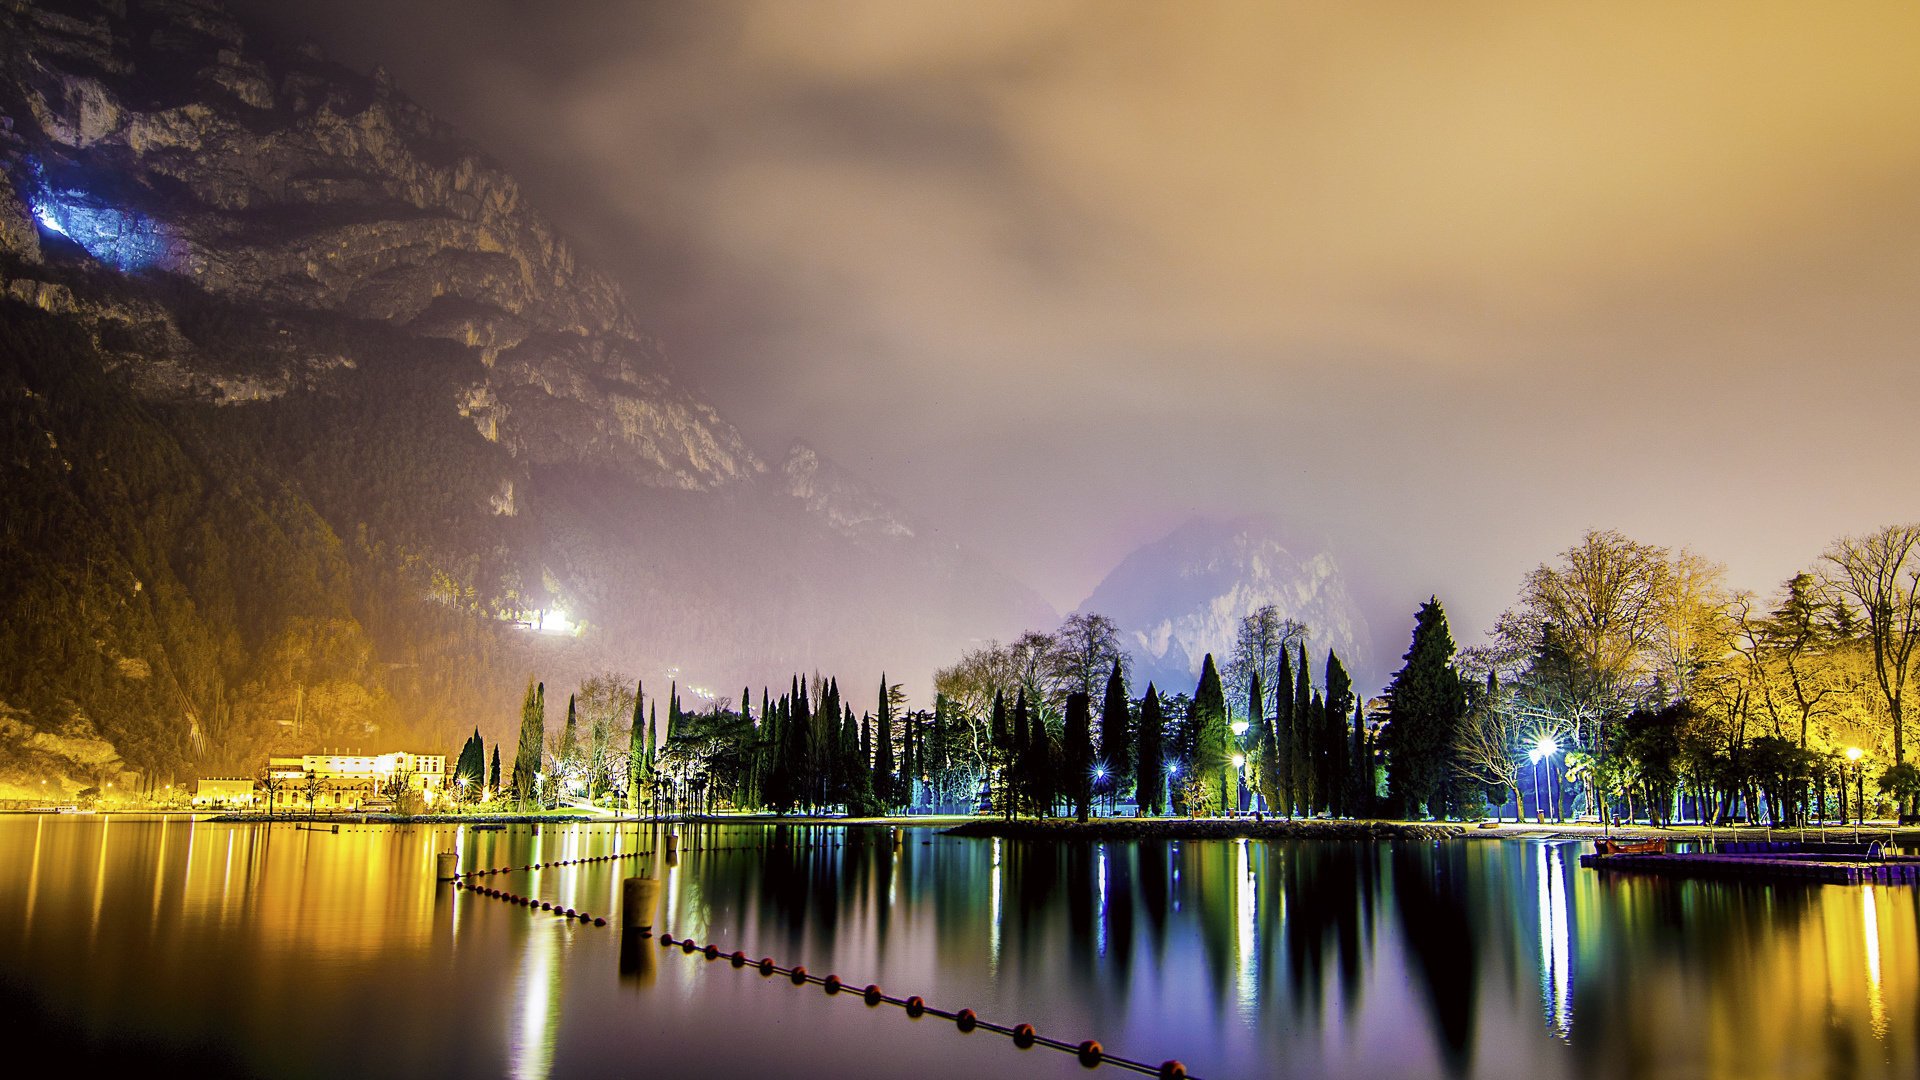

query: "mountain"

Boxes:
[0, 0, 1048, 797]
[1078, 517, 1371, 698]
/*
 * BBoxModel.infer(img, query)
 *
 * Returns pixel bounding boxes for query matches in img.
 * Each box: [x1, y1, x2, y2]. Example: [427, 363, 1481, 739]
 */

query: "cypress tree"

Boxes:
[1324, 652, 1353, 817]
[1309, 690, 1327, 814]
[1275, 647, 1296, 817]
[1098, 660, 1131, 801]
[667, 683, 681, 744]
[874, 674, 895, 811]
[991, 690, 1010, 819]
[1292, 642, 1313, 815]
[902, 710, 917, 812]
[1023, 691, 1054, 817]
[932, 694, 949, 813]
[512, 678, 545, 806]
[1013, 688, 1031, 816]
[627, 680, 646, 813]
[1384, 597, 1467, 819]
[1193, 654, 1232, 816]
[1137, 684, 1165, 816]
[1348, 696, 1369, 816]
[1064, 691, 1094, 822]
[489, 745, 500, 792]
[560, 694, 579, 783]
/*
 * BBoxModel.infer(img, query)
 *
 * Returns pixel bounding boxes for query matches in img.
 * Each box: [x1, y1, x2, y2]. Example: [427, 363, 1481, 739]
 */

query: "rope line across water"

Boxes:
[449, 855, 1199, 1079]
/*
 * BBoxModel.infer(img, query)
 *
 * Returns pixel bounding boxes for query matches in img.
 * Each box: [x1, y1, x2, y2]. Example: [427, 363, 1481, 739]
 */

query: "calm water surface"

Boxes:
[0, 816, 1913, 1079]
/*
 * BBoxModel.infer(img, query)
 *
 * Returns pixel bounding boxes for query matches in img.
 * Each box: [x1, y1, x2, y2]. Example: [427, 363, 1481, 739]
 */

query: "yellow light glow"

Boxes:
[1847, 746, 1864, 762]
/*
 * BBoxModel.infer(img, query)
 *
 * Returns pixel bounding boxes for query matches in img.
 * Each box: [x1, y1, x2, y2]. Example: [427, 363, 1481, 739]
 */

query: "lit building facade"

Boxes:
[192, 777, 258, 807]
[266, 751, 448, 809]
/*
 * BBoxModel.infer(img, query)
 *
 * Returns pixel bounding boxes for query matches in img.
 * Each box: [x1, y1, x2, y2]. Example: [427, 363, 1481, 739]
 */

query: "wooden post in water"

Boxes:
[622, 876, 661, 935]
[435, 851, 458, 882]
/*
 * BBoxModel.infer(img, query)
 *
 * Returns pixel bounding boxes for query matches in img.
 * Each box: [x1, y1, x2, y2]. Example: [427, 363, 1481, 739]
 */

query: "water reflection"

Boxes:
[0, 819, 1914, 1080]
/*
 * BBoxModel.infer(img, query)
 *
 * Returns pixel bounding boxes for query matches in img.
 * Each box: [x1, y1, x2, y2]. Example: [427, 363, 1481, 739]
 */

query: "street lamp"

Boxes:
[1232, 753, 1247, 815]
[1529, 735, 1561, 823]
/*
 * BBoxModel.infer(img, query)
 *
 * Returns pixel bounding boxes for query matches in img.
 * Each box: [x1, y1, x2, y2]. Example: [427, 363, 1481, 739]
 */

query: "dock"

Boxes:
[1579, 839, 1920, 885]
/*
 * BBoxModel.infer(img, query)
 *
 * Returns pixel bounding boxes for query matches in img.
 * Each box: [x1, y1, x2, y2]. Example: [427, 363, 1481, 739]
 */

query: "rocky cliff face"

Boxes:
[0, 0, 1048, 789]
[1079, 517, 1371, 696]
[1, 0, 756, 490]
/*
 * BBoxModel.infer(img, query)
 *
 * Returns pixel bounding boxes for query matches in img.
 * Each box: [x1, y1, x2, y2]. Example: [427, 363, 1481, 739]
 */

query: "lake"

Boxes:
[0, 816, 1912, 1079]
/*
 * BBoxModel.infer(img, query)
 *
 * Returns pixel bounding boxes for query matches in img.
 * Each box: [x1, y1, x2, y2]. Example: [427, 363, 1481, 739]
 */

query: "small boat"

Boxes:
[1594, 837, 1665, 856]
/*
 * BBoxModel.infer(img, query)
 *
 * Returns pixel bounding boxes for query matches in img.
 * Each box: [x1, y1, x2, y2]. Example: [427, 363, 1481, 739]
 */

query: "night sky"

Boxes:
[228, 0, 1920, 649]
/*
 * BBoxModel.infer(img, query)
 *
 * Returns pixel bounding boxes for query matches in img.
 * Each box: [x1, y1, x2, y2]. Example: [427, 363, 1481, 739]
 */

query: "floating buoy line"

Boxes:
[448, 849, 1198, 1079]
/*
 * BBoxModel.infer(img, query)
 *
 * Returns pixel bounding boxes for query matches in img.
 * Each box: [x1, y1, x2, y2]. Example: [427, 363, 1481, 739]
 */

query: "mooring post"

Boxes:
[622, 876, 661, 936]
[435, 850, 458, 882]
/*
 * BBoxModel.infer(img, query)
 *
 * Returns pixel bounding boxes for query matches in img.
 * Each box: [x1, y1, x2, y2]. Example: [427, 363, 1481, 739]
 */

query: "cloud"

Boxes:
[232, 0, 1920, 683]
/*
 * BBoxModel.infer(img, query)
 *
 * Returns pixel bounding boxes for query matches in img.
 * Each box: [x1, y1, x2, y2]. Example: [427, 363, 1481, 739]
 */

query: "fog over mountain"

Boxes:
[1080, 517, 1373, 696]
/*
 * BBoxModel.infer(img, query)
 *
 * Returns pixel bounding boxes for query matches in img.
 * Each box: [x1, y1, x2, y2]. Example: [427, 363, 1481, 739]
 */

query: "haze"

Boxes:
[231, 0, 1920, 667]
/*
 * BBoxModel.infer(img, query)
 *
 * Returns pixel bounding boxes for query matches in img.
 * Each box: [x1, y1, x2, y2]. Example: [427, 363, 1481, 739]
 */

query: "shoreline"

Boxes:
[942, 817, 1465, 842]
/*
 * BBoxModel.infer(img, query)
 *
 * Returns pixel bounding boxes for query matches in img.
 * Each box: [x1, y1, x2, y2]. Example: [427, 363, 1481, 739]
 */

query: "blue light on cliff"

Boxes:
[29, 189, 174, 272]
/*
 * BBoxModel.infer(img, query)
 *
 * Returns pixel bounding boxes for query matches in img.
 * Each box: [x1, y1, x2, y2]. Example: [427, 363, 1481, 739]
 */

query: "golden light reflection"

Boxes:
[1863, 886, 1887, 1040]
[509, 913, 558, 1080]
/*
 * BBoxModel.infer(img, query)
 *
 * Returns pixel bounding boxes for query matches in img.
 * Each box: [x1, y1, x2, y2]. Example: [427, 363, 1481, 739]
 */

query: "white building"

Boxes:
[267, 750, 448, 810]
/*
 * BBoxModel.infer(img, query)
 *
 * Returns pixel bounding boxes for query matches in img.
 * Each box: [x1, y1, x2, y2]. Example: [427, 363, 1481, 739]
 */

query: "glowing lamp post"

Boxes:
[1529, 735, 1561, 824]
[1232, 753, 1247, 814]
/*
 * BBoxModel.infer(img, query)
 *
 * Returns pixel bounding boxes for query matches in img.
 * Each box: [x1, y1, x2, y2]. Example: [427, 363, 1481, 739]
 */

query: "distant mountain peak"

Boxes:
[1078, 516, 1369, 693]
[779, 441, 916, 542]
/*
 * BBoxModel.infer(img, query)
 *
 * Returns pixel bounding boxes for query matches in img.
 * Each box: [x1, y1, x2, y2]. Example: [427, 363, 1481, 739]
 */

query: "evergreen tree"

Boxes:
[874, 674, 895, 811]
[1384, 597, 1467, 818]
[667, 683, 681, 744]
[1013, 688, 1031, 815]
[489, 745, 500, 792]
[627, 679, 646, 813]
[512, 678, 545, 806]
[991, 690, 1010, 819]
[1193, 654, 1232, 815]
[902, 709, 917, 811]
[1064, 690, 1095, 821]
[932, 694, 950, 813]
[1022, 690, 1054, 817]
[1309, 690, 1327, 814]
[1291, 642, 1313, 815]
[1275, 647, 1296, 817]
[1323, 652, 1353, 817]
[560, 694, 579, 792]
[1347, 696, 1370, 816]
[1098, 660, 1131, 801]
[1136, 684, 1166, 816]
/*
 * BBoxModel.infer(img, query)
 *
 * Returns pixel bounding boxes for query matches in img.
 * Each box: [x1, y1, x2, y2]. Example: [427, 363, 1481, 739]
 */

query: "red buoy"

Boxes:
[1013, 1023, 1037, 1048]
[863, 984, 883, 1006]
[956, 1009, 977, 1033]
[703, 944, 720, 959]
[759, 958, 776, 976]
[905, 996, 925, 1018]
[1158, 1061, 1187, 1080]
[823, 974, 842, 994]
[1076, 1040, 1103, 1068]
[789, 965, 808, 985]
[730, 951, 747, 967]
[593, 917, 606, 927]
